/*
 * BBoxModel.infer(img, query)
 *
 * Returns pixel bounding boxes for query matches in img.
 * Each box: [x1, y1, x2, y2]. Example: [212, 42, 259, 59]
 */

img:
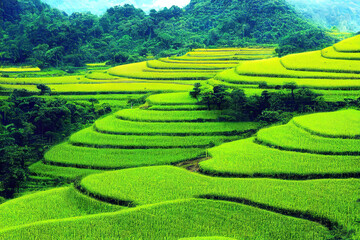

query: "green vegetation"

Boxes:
[108, 62, 215, 80]
[44, 143, 205, 169]
[0, 187, 123, 229]
[95, 116, 259, 135]
[201, 109, 360, 178]
[333, 35, 360, 52]
[69, 127, 240, 148]
[200, 138, 360, 177]
[0, 198, 329, 240]
[147, 92, 200, 105]
[114, 109, 221, 122]
[29, 161, 103, 180]
[292, 109, 360, 138]
[217, 35, 360, 91]
[79, 166, 358, 236]
[1, 0, 328, 67]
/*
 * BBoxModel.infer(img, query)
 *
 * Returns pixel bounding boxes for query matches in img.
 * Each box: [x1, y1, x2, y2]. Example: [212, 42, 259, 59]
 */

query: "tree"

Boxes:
[283, 82, 298, 102]
[36, 84, 51, 95]
[190, 83, 201, 100]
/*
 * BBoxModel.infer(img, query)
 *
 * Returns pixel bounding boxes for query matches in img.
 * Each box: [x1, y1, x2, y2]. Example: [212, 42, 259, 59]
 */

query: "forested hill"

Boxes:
[0, 0, 330, 67]
[286, 0, 360, 33]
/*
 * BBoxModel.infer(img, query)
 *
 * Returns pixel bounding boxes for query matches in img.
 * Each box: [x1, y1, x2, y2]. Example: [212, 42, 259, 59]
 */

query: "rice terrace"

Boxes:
[1, 0, 360, 239]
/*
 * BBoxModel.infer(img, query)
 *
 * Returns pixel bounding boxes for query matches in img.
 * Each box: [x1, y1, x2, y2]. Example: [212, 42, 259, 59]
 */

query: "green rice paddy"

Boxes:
[2, 46, 360, 239]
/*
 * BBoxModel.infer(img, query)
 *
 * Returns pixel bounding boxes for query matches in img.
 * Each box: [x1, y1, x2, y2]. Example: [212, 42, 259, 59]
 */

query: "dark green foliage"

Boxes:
[0, 0, 329, 66]
[36, 84, 51, 95]
[198, 85, 331, 122]
[0, 91, 112, 199]
[190, 83, 201, 100]
[276, 29, 334, 57]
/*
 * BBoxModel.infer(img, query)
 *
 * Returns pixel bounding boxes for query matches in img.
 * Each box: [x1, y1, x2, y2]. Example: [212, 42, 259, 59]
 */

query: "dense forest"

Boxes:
[287, 0, 360, 33]
[1, 0, 334, 68]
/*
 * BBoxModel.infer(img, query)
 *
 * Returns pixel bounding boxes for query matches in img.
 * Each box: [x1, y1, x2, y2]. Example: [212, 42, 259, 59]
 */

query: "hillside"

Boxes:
[286, 0, 360, 32]
[40, 0, 190, 15]
[0, 0, 329, 66]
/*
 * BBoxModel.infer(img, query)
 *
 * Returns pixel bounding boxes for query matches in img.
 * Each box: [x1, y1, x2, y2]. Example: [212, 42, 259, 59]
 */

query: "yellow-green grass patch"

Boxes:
[171, 55, 273, 61]
[41, 94, 144, 101]
[147, 92, 199, 105]
[193, 47, 275, 52]
[281, 51, 360, 73]
[86, 63, 107, 67]
[333, 35, 360, 52]
[216, 69, 360, 89]
[46, 82, 192, 93]
[79, 166, 358, 237]
[159, 58, 241, 65]
[29, 161, 102, 180]
[69, 127, 241, 148]
[322, 47, 360, 60]
[94, 116, 260, 136]
[44, 143, 205, 169]
[179, 237, 238, 240]
[0, 67, 41, 72]
[292, 109, 360, 138]
[256, 121, 360, 154]
[0, 198, 329, 240]
[114, 108, 221, 122]
[200, 137, 360, 177]
[0, 186, 123, 229]
[108, 62, 214, 80]
[236, 58, 360, 79]
[85, 71, 120, 80]
[147, 60, 232, 70]
[0, 84, 40, 92]
[313, 90, 360, 102]
[148, 104, 208, 111]
[0, 75, 89, 85]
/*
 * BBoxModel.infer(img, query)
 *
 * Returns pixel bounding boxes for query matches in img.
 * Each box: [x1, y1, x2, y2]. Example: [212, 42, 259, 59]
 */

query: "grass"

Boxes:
[147, 92, 200, 105]
[236, 58, 360, 79]
[200, 138, 360, 177]
[44, 143, 205, 169]
[69, 127, 241, 148]
[322, 47, 360, 60]
[292, 109, 360, 138]
[0, 187, 123, 229]
[179, 237, 238, 240]
[47, 82, 192, 93]
[94, 115, 260, 136]
[85, 71, 120, 80]
[0, 67, 41, 72]
[29, 161, 103, 180]
[313, 89, 360, 102]
[216, 68, 360, 89]
[0, 198, 329, 240]
[281, 51, 360, 73]
[114, 109, 221, 122]
[187, 50, 275, 56]
[147, 60, 233, 70]
[0, 75, 88, 85]
[159, 58, 241, 65]
[79, 166, 359, 236]
[86, 63, 107, 67]
[333, 35, 360, 52]
[42, 94, 144, 101]
[148, 104, 208, 111]
[108, 62, 214, 80]
[171, 55, 271, 61]
[257, 121, 360, 154]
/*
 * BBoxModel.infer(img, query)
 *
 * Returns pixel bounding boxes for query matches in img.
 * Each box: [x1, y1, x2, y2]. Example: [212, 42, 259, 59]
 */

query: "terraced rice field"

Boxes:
[217, 35, 360, 90]
[29, 90, 260, 179]
[1, 47, 359, 239]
